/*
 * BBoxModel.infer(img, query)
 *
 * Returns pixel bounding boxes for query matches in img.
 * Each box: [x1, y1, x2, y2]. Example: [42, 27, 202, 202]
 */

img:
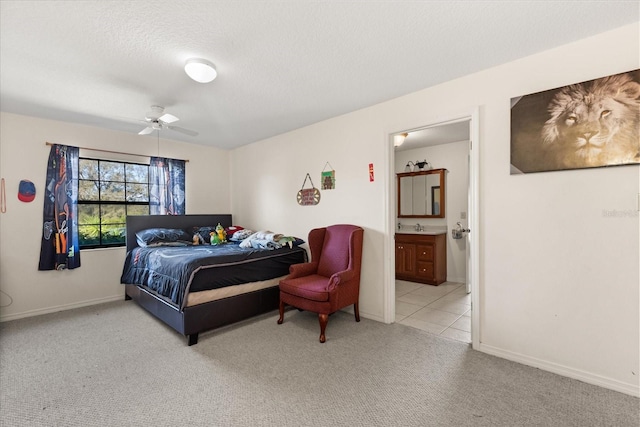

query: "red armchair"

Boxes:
[277, 224, 364, 343]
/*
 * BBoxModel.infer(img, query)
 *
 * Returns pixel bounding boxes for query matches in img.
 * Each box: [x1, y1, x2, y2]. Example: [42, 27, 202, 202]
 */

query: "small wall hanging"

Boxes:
[297, 173, 321, 206]
[321, 162, 335, 190]
[18, 180, 36, 202]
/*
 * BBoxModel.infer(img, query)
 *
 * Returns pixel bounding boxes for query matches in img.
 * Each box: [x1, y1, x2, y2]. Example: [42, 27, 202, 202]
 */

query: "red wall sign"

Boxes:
[368, 163, 374, 182]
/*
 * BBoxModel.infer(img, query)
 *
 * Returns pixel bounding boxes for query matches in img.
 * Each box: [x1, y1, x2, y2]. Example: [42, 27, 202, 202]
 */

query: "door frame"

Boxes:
[384, 107, 480, 349]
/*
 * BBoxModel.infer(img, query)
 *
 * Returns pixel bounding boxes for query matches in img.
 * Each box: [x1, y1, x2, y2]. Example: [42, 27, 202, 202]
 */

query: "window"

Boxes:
[78, 158, 149, 248]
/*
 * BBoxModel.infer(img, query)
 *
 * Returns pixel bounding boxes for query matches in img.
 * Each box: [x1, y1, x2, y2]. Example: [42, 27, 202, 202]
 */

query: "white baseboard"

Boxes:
[0, 294, 124, 323]
[359, 311, 385, 323]
[447, 276, 465, 284]
[478, 343, 640, 397]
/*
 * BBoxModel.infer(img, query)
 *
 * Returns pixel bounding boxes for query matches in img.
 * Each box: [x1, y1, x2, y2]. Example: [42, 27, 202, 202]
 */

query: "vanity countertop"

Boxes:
[396, 227, 447, 236]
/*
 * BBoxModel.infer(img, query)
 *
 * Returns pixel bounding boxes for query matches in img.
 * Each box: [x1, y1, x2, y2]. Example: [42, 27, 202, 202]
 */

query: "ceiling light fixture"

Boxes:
[394, 132, 409, 147]
[184, 58, 217, 83]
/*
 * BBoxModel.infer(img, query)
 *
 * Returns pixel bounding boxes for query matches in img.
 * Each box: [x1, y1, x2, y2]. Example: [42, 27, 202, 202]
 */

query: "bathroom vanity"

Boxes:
[395, 232, 447, 285]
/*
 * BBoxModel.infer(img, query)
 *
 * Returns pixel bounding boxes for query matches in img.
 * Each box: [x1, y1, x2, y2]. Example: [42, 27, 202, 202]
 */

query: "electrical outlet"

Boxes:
[460, 212, 467, 219]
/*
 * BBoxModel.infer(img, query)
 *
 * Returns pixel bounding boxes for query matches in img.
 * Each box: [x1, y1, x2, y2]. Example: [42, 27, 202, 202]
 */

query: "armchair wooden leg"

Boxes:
[318, 313, 328, 343]
[354, 302, 360, 322]
[277, 299, 285, 324]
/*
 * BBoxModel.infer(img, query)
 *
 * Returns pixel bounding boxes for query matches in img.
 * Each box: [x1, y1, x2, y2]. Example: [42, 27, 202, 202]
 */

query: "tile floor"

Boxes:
[395, 280, 471, 344]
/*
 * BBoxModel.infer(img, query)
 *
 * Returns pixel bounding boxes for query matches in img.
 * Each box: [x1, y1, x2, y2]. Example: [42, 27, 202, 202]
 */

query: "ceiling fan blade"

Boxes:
[159, 113, 179, 124]
[138, 127, 154, 135]
[167, 125, 198, 137]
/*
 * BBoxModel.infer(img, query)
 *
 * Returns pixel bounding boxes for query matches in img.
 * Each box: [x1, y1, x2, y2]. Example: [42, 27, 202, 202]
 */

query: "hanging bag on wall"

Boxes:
[296, 173, 321, 206]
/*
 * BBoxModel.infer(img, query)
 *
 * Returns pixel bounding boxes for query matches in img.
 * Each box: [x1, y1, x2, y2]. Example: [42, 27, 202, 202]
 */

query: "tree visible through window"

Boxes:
[78, 158, 150, 248]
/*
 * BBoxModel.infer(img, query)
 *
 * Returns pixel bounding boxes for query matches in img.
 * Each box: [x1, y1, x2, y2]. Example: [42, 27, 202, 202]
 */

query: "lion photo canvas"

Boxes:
[510, 69, 640, 174]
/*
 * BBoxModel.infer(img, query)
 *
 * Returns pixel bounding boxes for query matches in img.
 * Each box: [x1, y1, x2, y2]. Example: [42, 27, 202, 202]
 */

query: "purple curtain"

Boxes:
[38, 144, 81, 270]
[149, 157, 185, 215]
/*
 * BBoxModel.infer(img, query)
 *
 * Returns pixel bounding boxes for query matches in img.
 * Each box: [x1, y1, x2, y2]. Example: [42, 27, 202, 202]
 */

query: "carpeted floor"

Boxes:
[0, 300, 638, 426]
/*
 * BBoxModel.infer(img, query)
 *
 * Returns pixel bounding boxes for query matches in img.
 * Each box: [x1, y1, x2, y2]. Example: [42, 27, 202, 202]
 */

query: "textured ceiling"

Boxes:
[1, 1, 638, 150]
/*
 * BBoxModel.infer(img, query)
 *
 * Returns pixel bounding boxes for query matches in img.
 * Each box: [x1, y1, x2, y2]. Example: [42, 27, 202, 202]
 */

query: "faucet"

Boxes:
[415, 223, 424, 232]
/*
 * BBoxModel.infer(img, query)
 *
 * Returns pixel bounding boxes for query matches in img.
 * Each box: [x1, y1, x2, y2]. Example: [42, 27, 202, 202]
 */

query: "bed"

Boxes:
[121, 214, 307, 345]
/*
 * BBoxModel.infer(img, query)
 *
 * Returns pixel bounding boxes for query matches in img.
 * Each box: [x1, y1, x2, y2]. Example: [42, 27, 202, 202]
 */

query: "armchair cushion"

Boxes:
[279, 274, 330, 302]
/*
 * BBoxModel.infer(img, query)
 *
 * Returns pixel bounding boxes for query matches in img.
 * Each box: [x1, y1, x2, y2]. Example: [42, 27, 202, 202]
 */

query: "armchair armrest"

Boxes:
[327, 268, 356, 291]
[287, 262, 319, 279]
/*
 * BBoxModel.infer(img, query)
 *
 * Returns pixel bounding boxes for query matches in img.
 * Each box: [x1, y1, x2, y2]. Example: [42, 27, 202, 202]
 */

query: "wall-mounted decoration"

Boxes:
[18, 180, 36, 202]
[321, 162, 335, 190]
[0, 178, 6, 213]
[296, 173, 321, 206]
[510, 69, 640, 174]
[369, 163, 375, 182]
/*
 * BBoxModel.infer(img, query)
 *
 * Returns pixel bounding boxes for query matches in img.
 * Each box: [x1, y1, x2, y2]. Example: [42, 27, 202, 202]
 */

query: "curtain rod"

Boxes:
[45, 142, 189, 162]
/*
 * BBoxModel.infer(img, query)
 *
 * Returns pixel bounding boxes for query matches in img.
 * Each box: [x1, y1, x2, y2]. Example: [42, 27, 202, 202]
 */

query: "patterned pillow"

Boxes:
[136, 228, 193, 247]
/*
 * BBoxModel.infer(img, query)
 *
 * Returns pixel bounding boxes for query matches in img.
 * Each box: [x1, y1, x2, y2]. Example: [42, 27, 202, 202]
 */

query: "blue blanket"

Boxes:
[120, 242, 307, 308]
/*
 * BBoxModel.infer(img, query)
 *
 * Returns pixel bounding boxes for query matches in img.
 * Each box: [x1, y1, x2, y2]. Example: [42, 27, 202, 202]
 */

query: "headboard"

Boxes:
[125, 214, 233, 252]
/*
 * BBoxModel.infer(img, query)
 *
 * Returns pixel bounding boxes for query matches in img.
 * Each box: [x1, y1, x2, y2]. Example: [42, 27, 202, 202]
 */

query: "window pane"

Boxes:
[79, 225, 100, 246]
[126, 164, 148, 183]
[126, 183, 149, 202]
[100, 161, 124, 182]
[100, 181, 125, 201]
[101, 224, 126, 245]
[127, 205, 149, 216]
[79, 180, 99, 201]
[101, 205, 126, 224]
[78, 204, 99, 224]
[79, 159, 98, 180]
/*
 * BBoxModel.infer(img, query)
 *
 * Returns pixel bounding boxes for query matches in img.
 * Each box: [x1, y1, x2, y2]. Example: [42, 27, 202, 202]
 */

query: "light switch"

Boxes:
[460, 212, 467, 219]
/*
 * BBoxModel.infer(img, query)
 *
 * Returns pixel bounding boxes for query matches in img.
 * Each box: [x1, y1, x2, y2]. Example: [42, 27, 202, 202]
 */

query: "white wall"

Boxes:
[395, 141, 469, 283]
[0, 112, 229, 320]
[230, 24, 639, 395]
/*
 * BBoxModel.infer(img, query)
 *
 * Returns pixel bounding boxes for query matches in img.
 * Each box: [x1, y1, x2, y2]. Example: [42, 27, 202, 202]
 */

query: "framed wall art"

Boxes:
[510, 69, 639, 174]
[321, 162, 335, 190]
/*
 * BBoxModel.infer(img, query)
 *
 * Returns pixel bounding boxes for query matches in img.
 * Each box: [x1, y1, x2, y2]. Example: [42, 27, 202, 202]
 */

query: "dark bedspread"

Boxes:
[120, 243, 307, 308]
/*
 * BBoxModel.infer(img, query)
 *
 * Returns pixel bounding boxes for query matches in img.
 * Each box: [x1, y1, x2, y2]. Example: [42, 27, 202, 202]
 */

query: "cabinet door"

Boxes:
[395, 243, 416, 275]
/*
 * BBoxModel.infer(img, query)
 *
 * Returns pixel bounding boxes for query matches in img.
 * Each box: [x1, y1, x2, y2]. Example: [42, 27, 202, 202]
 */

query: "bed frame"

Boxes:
[123, 214, 281, 346]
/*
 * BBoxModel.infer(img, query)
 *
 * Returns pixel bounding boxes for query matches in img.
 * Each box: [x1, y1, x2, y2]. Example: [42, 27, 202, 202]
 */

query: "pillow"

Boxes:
[225, 225, 244, 239]
[136, 228, 193, 247]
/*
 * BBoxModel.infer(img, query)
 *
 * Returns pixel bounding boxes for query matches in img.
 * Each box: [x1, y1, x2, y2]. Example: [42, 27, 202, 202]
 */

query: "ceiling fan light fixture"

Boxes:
[184, 58, 217, 83]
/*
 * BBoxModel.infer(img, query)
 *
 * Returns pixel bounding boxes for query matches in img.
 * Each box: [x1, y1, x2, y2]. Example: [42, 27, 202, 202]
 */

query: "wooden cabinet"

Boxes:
[395, 241, 416, 276]
[395, 233, 446, 285]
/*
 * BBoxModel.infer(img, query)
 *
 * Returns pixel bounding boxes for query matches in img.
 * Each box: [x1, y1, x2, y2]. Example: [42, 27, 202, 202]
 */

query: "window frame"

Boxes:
[77, 157, 150, 249]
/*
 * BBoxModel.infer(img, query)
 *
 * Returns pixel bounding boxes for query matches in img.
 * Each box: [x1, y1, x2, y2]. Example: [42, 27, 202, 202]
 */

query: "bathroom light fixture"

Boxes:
[405, 159, 431, 172]
[415, 159, 431, 170]
[184, 58, 217, 83]
[394, 132, 409, 147]
[404, 161, 415, 172]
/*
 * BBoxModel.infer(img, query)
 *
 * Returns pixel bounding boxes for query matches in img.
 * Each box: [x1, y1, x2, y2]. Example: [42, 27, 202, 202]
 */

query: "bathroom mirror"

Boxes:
[397, 168, 446, 218]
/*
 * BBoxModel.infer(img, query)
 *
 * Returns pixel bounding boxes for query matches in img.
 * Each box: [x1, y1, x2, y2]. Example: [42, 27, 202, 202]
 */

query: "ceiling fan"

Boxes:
[138, 105, 198, 137]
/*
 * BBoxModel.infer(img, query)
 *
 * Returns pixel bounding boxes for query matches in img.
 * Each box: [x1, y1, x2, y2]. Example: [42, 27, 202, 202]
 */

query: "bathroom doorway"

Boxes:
[386, 110, 479, 348]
